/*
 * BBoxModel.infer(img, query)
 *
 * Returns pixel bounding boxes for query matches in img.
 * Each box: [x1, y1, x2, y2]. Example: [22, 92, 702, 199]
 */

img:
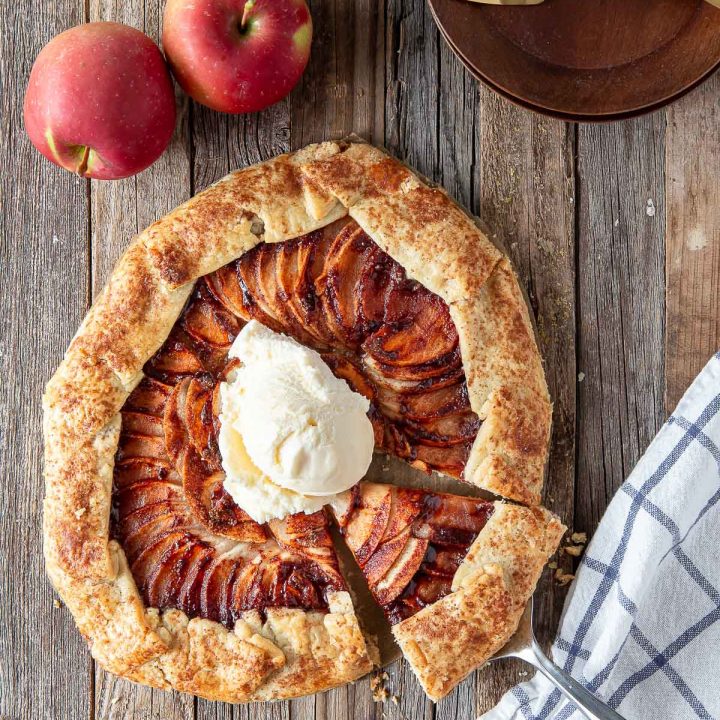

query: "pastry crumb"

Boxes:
[370, 671, 390, 702]
[571, 531, 587, 544]
[391, 695, 399, 705]
[554, 568, 575, 586]
[548, 561, 557, 570]
[564, 544, 584, 557]
[577, 371, 585, 382]
[53, 598, 62, 609]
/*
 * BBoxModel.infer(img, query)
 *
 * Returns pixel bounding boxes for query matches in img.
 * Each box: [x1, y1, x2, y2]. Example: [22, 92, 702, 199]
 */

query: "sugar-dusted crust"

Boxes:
[43, 140, 553, 702]
[392, 503, 565, 701]
[122, 591, 371, 702]
[300, 142, 551, 504]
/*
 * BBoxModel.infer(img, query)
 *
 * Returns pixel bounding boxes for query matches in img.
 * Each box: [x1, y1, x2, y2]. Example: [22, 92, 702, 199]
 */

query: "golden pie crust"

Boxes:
[392, 502, 564, 700]
[43, 140, 559, 703]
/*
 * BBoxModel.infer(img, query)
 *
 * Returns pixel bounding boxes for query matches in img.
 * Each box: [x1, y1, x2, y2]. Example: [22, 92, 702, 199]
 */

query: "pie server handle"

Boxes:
[516, 639, 627, 720]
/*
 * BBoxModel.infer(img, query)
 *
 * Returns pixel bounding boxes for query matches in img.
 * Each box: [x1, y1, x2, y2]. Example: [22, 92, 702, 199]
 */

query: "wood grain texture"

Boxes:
[290, 0, 385, 149]
[0, 2, 92, 719]
[665, 75, 720, 411]
[576, 115, 666, 533]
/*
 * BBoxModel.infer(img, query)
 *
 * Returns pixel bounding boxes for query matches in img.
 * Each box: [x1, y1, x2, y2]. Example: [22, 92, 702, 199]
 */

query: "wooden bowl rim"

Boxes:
[429, 0, 720, 120]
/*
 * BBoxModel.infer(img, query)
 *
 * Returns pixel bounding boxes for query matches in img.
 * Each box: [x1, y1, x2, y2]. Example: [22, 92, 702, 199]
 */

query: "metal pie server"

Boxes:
[489, 599, 626, 720]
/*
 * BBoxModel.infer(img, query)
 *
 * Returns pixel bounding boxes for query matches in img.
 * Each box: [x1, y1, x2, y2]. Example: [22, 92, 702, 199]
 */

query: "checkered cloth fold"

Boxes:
[485, 352, 720, 720]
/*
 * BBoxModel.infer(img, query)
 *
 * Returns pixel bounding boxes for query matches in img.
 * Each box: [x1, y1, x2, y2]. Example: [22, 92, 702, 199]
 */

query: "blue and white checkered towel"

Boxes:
[485, 352, 720, 720]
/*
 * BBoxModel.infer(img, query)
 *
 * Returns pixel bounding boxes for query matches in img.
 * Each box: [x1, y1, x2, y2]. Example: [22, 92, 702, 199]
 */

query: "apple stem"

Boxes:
[240, 0, 255, 31]
[77, 146, 91, 177]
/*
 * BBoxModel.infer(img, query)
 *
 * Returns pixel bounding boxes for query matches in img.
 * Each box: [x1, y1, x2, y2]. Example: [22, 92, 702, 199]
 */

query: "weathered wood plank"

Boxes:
[289, 0, 384, 148]
[88, 1, 194, 718]
[0, 2, 92, 718]
[665, 76, 720, 411]
[475, 88, 576, 713]
[576, 115, 666, 534]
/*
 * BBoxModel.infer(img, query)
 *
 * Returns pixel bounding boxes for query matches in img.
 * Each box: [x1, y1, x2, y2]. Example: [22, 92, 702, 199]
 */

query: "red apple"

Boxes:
[162, 0, 312, 114]
[24, 22, 176, 180]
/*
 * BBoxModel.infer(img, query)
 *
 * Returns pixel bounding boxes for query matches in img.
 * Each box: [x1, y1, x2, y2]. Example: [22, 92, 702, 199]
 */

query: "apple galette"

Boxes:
[43, 140, 564, 703]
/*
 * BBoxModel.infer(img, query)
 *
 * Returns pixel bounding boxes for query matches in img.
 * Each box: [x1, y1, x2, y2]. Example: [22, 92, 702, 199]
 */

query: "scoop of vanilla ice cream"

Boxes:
[218, 320, 374, 523]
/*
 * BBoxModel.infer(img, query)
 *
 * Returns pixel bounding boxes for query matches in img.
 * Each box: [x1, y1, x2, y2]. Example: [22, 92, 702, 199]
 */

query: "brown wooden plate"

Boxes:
[428, 0, 720, 120]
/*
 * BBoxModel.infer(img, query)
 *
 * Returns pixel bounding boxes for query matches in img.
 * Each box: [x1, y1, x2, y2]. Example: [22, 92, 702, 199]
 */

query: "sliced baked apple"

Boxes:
[335, 483, 494, 624]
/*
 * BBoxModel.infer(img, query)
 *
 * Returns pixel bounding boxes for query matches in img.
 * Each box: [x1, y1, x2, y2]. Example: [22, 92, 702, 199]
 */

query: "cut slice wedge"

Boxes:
[333, 482, 565, 700]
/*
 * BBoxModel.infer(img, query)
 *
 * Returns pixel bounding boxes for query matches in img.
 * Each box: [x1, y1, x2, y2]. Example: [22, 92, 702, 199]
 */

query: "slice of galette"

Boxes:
[334, 482, 564, 701]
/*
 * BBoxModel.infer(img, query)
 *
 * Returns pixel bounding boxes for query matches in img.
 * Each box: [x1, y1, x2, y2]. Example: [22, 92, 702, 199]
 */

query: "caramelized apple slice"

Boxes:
[235, 245, 285, 332]
[412, 443, 471, 477]
[397, 381, 471, 421]
[363, 351, 464, 388]
[251, 243, 285, 325]
[422, 492, 494, 535]
[317, 223, 377, 347]
[145, 333, 204, 383]
[164, 376, 220, 468]
[176, 541, 216, 617]
[121, 504, 195, 564]
[181, 282, 240, 349]
[374, 535, 429, 606]
[114, 457, 177, 489]
[114, 479, 179, 516]
[206, 262, 253, 321]
[335, 483, 495, 624]
[294, 225, 343, 346]
[145, 532, 200, 608]
[403, 412, 480, 447]
[121, 411, 164, 437]
[124, 377, 172, 416]
[163, 376, 191, 464]
[358, 251, 398, 331]
[366, 295, 458, 369]
[184, 375, 220, 463]
[364, 526, 412, 588]
[268, 511, 344, 587]
[382, 486, 423, 538]
[271, 239, 317, 343]
[342, 483, 392, 567]
[201, 554, 242, 626]
[116, 434, 167, 462]
[131, 531, 187, 592]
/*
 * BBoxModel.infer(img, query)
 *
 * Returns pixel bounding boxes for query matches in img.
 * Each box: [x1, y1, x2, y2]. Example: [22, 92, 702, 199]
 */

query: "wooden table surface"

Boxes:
[2, 1, 719, 719]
